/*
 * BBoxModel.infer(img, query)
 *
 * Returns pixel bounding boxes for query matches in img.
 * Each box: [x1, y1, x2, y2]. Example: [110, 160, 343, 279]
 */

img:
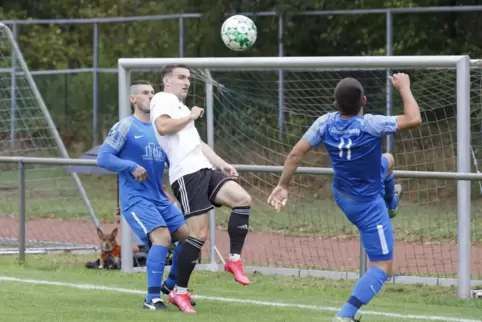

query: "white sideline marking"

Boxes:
[0, 276, 479, 322]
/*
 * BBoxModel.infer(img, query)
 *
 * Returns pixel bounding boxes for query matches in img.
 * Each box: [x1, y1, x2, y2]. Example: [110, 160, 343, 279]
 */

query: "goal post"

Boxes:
[118, 55, 473, 299]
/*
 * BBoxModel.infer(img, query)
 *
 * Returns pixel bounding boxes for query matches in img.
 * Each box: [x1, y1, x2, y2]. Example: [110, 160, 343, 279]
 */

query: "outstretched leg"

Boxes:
[333, 192, 394, 321]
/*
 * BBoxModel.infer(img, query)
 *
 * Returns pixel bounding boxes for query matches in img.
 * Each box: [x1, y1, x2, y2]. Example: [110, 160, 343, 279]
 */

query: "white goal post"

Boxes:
[117, 55, 472, 300]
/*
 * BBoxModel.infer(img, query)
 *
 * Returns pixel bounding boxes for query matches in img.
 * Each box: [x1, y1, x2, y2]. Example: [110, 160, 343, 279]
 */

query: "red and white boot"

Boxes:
[224, 256, 250, 286]
[168, 288, 196, 313]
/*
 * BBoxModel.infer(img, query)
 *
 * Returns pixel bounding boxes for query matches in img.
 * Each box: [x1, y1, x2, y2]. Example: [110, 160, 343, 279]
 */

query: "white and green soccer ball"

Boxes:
[221, 15, 257, 51]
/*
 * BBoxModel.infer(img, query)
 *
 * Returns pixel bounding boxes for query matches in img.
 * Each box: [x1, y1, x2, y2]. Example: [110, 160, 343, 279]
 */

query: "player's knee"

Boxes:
[149, 227, 171, 246]
[228, 184, 252, 207]
[171, 224, 190, 243]
[236, 190, 252, 207]
[187, 214, 209, 242]
[383, 153, 395, 173]
[371, 259, 393, 276]
[215, 181, 252, 208]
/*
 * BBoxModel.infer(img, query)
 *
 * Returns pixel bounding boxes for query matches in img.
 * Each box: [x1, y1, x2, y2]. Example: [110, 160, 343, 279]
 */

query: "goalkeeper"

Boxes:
[97, 80, 194, 311]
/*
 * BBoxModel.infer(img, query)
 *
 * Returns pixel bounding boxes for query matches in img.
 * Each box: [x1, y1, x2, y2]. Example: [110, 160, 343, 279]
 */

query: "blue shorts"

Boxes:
[123, 200, 185, 245]
[333, 190, 394, 262]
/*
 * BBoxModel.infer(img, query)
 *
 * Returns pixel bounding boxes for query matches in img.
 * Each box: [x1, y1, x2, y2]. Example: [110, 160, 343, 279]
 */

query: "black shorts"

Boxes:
[171, 168, 235, 218]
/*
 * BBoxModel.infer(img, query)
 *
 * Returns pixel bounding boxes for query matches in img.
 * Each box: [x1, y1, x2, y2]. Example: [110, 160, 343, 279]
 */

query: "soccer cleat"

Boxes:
[224, 259, 250, 285]
[161, 281, 196, 306]
[168, 290, 196, 313]
[331, 316, 361, 322]
[143, 298, 168, 311]
[387, 184, 403, 219]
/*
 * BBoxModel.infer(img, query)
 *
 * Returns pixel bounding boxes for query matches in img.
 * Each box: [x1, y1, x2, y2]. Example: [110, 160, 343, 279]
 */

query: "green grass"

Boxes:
[1, 166, 482, 243]
[0, 253, 481, 321]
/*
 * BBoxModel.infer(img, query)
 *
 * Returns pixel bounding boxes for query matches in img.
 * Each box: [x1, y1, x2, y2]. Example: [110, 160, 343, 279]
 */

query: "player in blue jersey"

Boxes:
[97, 80, 193, 311]
[267, 73, 421, 322]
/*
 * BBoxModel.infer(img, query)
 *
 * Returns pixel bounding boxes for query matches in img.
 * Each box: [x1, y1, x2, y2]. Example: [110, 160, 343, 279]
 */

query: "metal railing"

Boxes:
[3, 5, 482, 146]
[1, 155, 482, 299]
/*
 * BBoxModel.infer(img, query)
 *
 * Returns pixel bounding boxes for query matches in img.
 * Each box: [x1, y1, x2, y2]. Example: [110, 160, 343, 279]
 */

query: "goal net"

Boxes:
[123, 56, 478, 286]
[0, 23, 100, 253]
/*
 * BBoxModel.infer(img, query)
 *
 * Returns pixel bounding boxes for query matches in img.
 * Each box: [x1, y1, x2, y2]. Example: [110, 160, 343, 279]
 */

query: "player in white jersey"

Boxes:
[149, 64, 252, 313]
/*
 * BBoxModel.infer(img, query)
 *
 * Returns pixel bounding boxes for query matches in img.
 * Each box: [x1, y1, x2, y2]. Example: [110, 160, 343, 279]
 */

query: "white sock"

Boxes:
[230, 253, 241, 261]
[175, 286, 188, 294]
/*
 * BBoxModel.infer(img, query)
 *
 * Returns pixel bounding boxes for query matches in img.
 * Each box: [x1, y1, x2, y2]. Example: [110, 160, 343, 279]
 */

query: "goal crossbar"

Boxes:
[118, 55, 469, 69]
[117, 55, 472, 300]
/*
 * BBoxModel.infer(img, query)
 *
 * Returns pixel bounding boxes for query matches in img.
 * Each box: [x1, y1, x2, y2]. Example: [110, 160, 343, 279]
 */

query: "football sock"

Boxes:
[175, 236, 204, 289]
[146, 244, 169, 302]
[338, 266, 388, 318]
[164, 242, 182, 290]
[228, 207, 250, 258]
[384, 172, 398, 209]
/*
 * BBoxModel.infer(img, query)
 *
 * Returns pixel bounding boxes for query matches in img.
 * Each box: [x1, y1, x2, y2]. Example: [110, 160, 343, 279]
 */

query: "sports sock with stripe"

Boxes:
[146, 244, 169, 302]
[175, 236, 204, 291]
[227, 206, 250, 259]
[337, 266, 388, 318]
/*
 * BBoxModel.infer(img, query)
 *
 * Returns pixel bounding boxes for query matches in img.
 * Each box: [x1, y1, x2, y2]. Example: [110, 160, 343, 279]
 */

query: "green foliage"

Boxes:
[1, 0, 482, 148]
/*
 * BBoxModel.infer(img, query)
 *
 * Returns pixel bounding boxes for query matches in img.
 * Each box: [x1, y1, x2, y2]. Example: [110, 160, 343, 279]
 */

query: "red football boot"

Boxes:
[168, 289, 196, 313]
[224, 259, 250, 285]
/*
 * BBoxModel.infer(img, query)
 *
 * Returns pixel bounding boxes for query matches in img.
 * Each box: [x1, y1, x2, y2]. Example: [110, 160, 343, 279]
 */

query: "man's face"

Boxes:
[130, 85, 154, 113]
[164, 68, 191, 100]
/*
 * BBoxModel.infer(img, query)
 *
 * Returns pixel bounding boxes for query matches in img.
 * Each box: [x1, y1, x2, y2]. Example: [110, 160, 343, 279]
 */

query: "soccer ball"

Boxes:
[221, 15, 257, 51]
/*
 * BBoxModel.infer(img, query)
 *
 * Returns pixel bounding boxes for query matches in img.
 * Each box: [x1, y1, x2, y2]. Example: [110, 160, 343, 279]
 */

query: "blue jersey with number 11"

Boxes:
[302, 112, 398, 201]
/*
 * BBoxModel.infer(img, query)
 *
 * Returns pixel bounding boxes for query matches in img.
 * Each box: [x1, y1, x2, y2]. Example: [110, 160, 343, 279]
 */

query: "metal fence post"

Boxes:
[10, 23, 18, 149]
[277, 14, 285, 141]
[386, 10, 394, 153]
[456, 56, 472, 299]
[92, 23, 100, 147]
[18, 160, 26, 264]
[179, 16, 185, 57]
[205, 70, 218, 269]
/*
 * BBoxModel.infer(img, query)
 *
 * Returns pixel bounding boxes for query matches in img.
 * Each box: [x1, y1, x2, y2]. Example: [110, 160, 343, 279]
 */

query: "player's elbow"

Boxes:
[155, 119, 170, 136]
[411, 116, 422, 127]
[96, 153, 109, 169]
[397, 115, 422, 131]
[406, 116, 422, 129]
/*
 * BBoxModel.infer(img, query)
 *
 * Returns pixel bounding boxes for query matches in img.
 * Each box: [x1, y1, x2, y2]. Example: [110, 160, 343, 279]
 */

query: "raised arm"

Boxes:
[363, 73, 421, 137]
[150, 92, 204, 136]
[390, 73, 421, 131]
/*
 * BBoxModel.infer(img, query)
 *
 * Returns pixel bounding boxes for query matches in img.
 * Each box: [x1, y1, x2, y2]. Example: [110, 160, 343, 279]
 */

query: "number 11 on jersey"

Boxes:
[338, 138, 352, 160]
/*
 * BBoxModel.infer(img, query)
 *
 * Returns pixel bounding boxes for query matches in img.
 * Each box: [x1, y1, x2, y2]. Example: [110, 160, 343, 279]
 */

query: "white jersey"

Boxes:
[149, 92, 213, 184]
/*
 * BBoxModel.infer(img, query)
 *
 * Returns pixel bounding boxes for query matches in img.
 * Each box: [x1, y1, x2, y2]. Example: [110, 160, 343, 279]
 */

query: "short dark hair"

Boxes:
[334, 77, 364, 116]
[162, 63, 189, 77]
[131, 80, 151, 87]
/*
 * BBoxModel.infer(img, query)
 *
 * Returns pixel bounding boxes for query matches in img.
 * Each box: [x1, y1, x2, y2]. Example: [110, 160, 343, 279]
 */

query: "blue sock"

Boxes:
[146, 244, 169, 302]
[338, 266, 388, 318]
[164, 242, 182, 290]
[384, 172, 395, 200]
[384, 172, 398, 209]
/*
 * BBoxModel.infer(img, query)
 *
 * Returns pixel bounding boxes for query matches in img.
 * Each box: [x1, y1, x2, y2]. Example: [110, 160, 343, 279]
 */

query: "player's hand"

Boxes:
[220, 163, 238, 179]
[190, 106, 204, 120]
[267, 185, 288, 212]
[389, 73, 410, 91]
[131, 166, 147, 182]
